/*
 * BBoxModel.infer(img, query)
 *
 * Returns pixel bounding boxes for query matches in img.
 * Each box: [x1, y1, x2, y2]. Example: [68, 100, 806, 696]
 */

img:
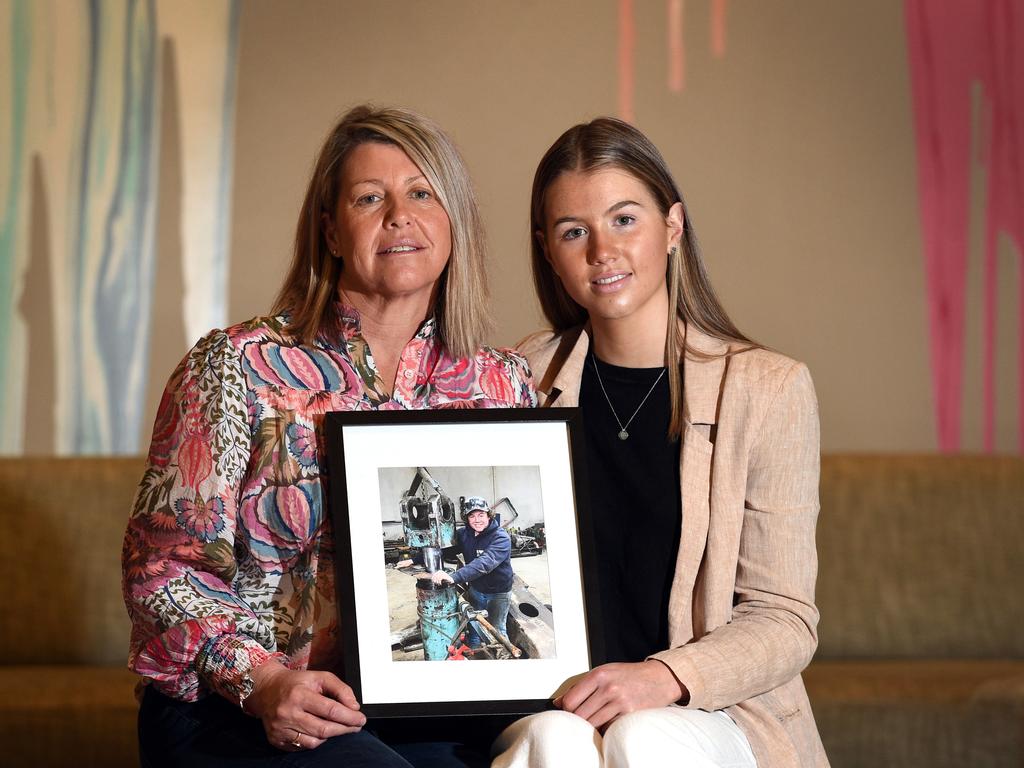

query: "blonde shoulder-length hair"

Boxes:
[273, 105, 491, 358]
[530, 117, 756, 438]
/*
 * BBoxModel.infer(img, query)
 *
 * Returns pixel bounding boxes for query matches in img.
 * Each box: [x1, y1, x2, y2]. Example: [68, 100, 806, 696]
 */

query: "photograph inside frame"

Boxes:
[379, 465, 555, 663]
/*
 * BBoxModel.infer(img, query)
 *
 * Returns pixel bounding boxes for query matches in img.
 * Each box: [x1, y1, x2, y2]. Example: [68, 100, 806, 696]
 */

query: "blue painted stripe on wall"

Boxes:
[72, 0, 159, 452]
[70, 0, 101, 451]
[92, 0, 157, 453]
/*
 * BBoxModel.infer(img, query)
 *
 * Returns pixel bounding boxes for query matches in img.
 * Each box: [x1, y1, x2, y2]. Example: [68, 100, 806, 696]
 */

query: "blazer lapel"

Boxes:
[683, 325, 729, 426]
[537, 326, 590, 408]
[668, 324, 728, 644]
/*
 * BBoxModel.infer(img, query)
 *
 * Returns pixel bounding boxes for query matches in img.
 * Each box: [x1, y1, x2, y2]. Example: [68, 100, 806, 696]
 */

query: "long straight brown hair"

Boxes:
[272, 105, 491, 358]
[530, 117, 755, 438]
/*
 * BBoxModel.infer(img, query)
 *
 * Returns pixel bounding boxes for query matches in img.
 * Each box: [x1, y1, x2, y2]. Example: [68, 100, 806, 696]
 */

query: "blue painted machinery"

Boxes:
[414, 577, 461, 660]
[400, 468, 459, 660]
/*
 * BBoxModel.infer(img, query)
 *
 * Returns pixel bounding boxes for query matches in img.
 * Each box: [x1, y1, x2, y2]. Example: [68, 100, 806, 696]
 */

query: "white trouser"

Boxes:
[491, 707, 757, 768]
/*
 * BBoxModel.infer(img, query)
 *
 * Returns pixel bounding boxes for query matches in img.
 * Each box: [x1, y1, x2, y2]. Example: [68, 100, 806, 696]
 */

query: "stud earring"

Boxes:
[668, 246, 678, 258]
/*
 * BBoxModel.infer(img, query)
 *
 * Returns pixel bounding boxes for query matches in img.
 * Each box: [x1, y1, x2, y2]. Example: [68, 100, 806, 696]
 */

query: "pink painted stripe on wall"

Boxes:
[711, 0, 727, 58]
[905, 0, 1024, 452]
[668, 0, 685, 93]
[905, 0, 973, 451]
[619, 0, 636, 122]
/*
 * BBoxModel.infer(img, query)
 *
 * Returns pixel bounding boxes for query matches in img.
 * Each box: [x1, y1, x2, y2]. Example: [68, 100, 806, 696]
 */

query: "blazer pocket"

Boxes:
[757, 688, 803, 724]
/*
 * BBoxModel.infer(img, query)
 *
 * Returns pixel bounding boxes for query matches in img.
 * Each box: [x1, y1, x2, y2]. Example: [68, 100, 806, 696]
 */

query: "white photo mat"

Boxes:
[327, 410, 597, 713]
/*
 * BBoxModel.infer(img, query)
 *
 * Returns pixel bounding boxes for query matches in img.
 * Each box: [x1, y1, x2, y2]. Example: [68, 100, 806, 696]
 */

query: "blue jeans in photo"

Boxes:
[465, 585, 511, 648]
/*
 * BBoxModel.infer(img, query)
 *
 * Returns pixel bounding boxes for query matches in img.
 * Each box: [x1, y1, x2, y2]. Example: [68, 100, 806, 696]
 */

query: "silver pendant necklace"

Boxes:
[590, 354, 667, 440]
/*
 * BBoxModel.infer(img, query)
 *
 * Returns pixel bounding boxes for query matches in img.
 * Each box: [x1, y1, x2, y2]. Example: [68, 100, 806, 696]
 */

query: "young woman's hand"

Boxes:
[554, 660, 687, 730]
[244, 659, 366, 751]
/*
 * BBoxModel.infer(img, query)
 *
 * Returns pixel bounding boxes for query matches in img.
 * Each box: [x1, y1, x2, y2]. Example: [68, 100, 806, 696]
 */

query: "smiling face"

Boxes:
[466, 509, 490, 533]
[538, 168, 683, 331]
[324, 142, 452, 308]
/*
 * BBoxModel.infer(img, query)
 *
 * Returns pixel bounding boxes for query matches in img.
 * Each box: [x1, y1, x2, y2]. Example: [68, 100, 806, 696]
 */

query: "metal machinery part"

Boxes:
[415, 577, 460, 661]
[492, 497, 545, 557]
[400, 468, 458, 660]
[400, 466, 456, 577]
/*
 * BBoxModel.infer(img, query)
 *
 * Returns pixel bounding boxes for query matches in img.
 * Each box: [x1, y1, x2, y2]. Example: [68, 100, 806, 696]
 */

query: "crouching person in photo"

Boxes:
[431, 496, 514, 648]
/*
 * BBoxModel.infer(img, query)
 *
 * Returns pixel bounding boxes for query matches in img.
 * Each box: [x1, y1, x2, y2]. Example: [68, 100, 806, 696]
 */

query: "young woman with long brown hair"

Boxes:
[494, 118, 828, 768]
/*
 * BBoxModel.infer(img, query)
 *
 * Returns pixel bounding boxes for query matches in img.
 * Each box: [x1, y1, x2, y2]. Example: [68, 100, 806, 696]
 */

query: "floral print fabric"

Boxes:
[123, 307, 535, 703]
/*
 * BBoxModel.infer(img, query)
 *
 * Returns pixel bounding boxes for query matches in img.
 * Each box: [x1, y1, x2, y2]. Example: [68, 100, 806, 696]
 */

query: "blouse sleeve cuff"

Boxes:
[195, 633, 286, 707]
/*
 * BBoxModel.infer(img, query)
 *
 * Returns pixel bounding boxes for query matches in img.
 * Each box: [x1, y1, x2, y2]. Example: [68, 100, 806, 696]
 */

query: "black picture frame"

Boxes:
[325, 407, 602, 718]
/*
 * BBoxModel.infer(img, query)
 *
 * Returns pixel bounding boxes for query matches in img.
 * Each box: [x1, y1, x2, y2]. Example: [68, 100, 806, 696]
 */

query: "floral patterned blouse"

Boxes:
[122, 306, 536, 703]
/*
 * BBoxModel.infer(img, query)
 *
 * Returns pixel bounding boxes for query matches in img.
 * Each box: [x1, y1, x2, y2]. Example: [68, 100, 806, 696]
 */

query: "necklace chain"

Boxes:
[590, 354, 667, 440]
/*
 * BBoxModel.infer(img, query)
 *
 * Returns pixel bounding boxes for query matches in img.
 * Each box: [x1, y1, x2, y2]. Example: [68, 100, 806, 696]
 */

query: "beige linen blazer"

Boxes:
[517, 323, 829, 768]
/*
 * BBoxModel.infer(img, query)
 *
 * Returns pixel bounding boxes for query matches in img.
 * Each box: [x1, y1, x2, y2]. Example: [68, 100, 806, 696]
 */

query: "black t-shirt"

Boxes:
[580, 354, 682, 664]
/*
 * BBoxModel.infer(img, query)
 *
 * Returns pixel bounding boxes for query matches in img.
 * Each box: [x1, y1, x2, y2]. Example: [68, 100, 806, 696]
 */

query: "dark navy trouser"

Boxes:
[138, 686, 497, 768]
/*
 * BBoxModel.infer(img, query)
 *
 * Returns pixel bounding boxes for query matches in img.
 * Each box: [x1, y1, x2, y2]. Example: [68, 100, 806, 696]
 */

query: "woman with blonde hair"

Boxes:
[495, 118, 827, 767]
[123, 105, 534, 768]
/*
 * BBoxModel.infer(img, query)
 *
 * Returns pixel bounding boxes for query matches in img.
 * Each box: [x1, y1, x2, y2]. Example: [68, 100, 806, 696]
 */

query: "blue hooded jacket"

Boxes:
[450, 518, 513, 593]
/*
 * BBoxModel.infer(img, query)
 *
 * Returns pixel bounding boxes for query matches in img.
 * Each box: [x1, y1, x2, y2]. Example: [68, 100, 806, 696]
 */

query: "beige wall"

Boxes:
[143, 0, 1019, 454]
